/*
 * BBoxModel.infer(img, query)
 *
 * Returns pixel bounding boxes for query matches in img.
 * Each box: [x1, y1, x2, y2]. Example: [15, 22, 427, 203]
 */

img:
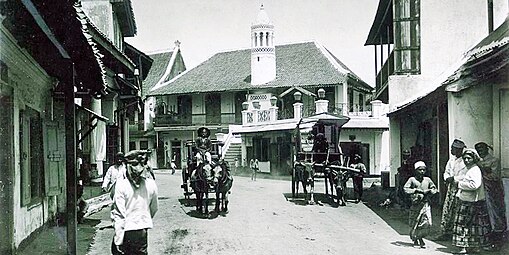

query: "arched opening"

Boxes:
[259, 32, 263, 46]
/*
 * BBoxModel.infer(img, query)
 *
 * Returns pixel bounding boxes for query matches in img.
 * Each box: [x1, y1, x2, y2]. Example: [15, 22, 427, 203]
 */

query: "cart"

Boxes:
[292, 112, 357, 203]
[181, 139, 224, 202]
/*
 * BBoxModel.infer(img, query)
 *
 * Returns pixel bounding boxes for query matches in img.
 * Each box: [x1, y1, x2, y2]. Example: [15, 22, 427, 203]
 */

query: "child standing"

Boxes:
[404, 161, 438, 248]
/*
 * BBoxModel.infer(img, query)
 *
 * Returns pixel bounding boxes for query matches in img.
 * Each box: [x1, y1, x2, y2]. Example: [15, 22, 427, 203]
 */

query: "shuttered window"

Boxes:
[20, 107, 45, 206]
[394, 0, 420, 74]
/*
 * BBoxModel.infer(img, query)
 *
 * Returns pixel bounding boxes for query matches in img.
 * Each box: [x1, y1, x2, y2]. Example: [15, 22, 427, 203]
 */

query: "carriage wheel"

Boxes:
[291, 165, 296, 198]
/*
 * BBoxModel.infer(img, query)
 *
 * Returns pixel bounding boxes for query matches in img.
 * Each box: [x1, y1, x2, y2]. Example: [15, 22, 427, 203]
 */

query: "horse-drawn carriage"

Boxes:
[181, 127, 233, 214]
[292, 113, 361, 206]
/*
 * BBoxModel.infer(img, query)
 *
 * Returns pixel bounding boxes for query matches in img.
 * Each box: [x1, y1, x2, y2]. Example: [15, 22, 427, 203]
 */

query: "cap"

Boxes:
[402, 149, 411, 156]
[452, 139, 466, 149]
[414, 161, 426, 169]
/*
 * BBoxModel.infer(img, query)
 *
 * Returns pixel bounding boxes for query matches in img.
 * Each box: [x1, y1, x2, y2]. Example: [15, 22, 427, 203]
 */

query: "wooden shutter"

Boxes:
[44, 121, 64, 196]
[20, 111, 31, 206]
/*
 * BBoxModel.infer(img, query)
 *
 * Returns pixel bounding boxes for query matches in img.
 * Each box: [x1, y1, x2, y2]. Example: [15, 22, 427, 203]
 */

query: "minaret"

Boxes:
[251, 4, 276, 85]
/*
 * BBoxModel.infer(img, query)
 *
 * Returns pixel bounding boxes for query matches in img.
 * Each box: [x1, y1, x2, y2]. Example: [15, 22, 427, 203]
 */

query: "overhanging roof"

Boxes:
[4, 0, 108, 98]
[365, 0, 393, 46]
[444, 18, 509, 92]
[111, 0, 137, 37]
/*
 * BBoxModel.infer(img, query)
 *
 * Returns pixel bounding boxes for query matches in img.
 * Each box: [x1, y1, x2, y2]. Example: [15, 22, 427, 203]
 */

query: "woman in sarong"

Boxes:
[404, 161, 437, 248]
[452, 149, 491, 254]
[475, 142, 506, 249]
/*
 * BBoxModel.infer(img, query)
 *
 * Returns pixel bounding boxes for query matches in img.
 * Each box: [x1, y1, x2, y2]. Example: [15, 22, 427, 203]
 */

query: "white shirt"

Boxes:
[443, 156, 467, 181]
[457, 165, 486, 202]
[102, 164, 126, 191]
[111, 177, 158, 245]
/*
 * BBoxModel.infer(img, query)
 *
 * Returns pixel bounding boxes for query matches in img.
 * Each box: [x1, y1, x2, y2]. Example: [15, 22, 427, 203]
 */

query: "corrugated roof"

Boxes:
[148, 41, 370, 96]
[143, 51, 173, 97]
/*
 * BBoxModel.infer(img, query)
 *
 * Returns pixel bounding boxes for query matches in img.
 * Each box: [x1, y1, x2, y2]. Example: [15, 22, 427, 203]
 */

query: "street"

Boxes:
[87, 171, 450, 255]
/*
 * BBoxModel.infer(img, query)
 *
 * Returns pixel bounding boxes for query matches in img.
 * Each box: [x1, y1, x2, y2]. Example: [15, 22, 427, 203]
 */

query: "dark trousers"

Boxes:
[353, 176, 364, 200]
[111, 229, 148, 255]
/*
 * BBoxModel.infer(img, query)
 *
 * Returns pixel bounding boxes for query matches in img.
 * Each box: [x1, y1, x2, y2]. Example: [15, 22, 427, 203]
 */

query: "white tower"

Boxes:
[251, 4, 276, 85]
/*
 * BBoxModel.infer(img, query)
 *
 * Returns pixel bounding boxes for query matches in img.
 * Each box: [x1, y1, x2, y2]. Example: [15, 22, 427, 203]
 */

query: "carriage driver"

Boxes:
[192, 127, 214, 178]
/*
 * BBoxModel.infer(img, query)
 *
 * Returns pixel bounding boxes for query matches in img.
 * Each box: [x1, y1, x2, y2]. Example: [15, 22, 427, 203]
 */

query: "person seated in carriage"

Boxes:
[191, 127, 215, 180]
[312, 133, 329, 164]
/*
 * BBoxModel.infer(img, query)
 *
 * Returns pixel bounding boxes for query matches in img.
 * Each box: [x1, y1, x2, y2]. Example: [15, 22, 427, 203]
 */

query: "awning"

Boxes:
[233, 119, 300, 134]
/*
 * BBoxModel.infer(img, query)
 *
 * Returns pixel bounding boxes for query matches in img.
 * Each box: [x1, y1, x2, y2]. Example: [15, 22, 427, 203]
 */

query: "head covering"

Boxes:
[402, 149, 411, 156]
[354, 154, 361, 160]
[452, 139, 466, 149]
[197, 127, 210, 137]
[474, 142, 492, 150]
[462, 148, 480, 163]
[414, 161, 426, 169]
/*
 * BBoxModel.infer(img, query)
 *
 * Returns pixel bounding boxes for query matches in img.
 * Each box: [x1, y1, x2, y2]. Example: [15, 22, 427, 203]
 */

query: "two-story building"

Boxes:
[128, 41, 187, 169]
[0, 1, 110, 253]
[145, 6, 390, 176]
[79, 0, 149, 179]
[365, 0, 508, 195]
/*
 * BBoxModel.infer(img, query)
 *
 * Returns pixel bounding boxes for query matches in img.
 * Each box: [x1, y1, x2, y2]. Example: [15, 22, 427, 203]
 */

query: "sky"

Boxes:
[126, 0, 379, 86]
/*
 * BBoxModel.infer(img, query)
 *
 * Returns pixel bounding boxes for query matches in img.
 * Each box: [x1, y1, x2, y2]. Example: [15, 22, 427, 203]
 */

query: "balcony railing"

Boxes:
[153, 113, 191, 126]
[376, 50, 394, 95]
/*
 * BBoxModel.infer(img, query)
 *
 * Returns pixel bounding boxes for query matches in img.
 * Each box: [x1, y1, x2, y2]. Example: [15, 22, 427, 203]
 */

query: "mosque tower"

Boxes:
[250, 4, 276, 85]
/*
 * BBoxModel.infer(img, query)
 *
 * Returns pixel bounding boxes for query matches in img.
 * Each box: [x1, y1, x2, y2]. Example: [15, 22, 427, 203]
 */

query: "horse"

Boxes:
[190, 163, 211, 214]
[294, 161, 315, 204]
[213, 160, 233, 213]
[326, 161, 351, 206]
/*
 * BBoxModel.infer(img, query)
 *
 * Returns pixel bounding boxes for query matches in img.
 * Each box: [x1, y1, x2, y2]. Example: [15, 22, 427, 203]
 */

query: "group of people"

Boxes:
[400, 138, 507, 253]
[101, 150, 159, 255]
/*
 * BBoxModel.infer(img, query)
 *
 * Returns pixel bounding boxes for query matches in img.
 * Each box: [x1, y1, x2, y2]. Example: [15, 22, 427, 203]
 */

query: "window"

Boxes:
[348, 89, 354, 112]
[359, 94, 364, 111]
[129, 141, 136, 151]
[394, 0, 420, 74]
[20, 107, 44, 206]
[140, 141, 149, 150]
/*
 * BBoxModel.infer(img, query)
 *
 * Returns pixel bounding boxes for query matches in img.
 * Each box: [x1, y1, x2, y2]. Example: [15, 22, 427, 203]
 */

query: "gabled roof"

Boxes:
[148, 41, 371, 96]
[143, 50, 174, 97]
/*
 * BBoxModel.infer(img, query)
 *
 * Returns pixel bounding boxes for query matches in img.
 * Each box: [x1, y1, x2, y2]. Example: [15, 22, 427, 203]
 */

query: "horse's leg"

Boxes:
[309, 179, 315, 205]
[204, 189, 209, 214]
[223, 192, 229, 212]
[215, 187, 220, 213]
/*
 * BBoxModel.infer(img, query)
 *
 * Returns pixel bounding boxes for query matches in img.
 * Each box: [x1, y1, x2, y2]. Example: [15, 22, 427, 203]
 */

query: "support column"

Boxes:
[64, 62, 77, 255]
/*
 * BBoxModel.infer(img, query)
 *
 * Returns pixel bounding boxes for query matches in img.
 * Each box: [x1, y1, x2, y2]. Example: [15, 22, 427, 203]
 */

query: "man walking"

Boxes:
[102, 152, 126, 197]
[111, 150, 158, 255]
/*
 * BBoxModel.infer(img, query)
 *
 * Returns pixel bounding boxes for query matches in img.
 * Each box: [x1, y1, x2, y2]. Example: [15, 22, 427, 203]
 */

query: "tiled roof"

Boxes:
[143, 51, 174, 97]
[148, 41, 370, 96]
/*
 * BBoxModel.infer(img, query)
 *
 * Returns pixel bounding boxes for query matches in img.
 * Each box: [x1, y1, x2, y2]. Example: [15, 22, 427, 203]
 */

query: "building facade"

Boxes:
[145, 6, 389, 176]
[365, 0, 508, 196]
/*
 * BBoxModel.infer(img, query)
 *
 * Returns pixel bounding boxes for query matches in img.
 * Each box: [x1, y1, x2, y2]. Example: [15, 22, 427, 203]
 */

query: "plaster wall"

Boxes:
[1, 27, 57, 247]
[420, 0, 493, 79]
[340, 129, 388, 175]
[448, 85, 493, 148]
[81, 0, 114, 41]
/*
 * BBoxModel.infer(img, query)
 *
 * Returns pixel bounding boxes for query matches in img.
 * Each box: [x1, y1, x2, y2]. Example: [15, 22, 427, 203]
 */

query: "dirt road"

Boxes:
[87, 171, 450, 254]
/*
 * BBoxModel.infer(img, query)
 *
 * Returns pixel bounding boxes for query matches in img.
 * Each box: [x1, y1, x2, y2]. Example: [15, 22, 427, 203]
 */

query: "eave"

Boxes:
[365, 0, 393, 46]
[111, 0, 136, 37]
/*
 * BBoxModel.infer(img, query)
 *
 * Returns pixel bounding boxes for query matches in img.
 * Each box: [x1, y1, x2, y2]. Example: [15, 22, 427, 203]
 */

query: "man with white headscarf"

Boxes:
[111, 150, 158, 255]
